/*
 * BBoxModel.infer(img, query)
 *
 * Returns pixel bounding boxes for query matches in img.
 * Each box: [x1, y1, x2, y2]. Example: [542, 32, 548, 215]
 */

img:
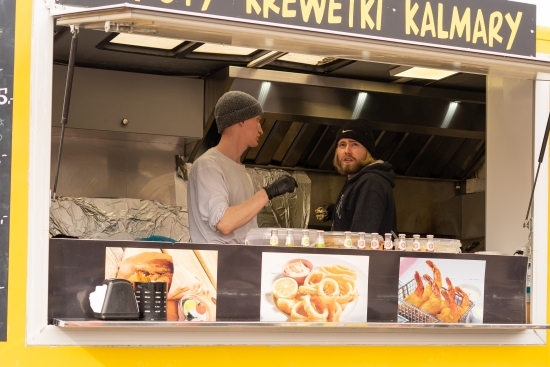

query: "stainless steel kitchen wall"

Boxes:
[50, 128, 191, 206]
[486, 76, 534, 255]
[52, 65, 204, 138]
[308, 172, 466, 238]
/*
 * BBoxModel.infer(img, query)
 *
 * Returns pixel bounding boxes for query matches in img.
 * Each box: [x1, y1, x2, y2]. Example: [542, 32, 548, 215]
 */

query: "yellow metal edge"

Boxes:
[537, 26, 550, 54]
[8, 0, 32, 345]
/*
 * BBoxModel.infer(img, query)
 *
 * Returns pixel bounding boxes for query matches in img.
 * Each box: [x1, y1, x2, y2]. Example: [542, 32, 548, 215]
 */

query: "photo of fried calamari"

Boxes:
[260, 253, 369, 322]
[398, 258, 486, 324]
[106, 247, 218, 322]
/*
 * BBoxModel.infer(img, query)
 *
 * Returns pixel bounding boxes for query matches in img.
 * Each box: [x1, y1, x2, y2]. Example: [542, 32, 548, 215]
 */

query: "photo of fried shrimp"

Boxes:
[398, 258, 486, 324]
[272, 262, 359, 322]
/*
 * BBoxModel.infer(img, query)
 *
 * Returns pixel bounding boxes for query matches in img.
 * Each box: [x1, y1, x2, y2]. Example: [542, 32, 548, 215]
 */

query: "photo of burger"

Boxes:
[105, 247, 217, 322]
[116, 251, 174, 287]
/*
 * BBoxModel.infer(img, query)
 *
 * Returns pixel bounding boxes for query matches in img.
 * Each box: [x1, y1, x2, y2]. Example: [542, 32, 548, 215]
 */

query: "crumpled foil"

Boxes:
[50, 197, 189, 241]
[247, 168, 311, 229]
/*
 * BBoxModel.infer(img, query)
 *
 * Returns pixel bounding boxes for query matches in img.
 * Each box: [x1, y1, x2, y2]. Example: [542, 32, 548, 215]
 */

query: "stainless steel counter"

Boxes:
[54, 319, 549, 330]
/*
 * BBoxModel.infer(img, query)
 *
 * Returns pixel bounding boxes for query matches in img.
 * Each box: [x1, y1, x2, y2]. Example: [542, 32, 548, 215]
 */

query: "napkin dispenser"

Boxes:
[91, 279, 140, 320]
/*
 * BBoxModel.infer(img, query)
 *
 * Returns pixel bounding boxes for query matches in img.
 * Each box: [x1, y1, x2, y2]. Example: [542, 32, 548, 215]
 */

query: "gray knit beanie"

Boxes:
[214, 91, 263, 133]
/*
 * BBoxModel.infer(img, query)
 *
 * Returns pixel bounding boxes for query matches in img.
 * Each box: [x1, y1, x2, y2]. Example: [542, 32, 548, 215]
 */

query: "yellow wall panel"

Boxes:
[537, 26, 550, 54]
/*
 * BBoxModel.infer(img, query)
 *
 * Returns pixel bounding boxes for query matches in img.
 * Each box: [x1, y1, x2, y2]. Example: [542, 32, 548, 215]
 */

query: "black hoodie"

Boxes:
[331, 161, 397, 234]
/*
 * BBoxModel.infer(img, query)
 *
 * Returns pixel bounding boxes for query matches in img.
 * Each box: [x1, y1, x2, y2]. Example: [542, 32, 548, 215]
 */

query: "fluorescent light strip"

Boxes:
[351, 92, 368, 119]
[278, 53, 333, 65]
[441, 102, 459, 128]
[110, 33, 184, 49]
[193, 44, 257, 55]
[393, 67, 458, 80]
[258, 82, 271, 107]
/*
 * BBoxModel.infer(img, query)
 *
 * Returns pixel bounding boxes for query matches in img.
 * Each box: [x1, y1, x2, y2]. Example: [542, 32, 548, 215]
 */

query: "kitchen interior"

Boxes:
[49, 25, 489, 254]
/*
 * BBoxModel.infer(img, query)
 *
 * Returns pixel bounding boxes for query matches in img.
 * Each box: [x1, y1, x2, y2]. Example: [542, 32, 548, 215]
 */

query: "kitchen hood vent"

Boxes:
[189, 67, 486, 181]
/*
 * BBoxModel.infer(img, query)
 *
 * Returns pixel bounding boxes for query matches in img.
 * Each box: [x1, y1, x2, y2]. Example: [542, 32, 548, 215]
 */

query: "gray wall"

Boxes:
[52, 65, 204, 138]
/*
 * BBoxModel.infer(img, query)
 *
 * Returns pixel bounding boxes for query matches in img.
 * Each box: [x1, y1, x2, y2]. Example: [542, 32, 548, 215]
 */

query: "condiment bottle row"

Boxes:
[262, 229, 444, 252]
[260, 229, 439, 252]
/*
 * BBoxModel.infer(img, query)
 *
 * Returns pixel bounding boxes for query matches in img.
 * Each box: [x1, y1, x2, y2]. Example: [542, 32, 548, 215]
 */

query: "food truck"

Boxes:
[2, 0, 550, 365]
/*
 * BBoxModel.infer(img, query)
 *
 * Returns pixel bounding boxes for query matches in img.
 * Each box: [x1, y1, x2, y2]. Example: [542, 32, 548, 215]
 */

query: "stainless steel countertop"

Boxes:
[54, 319, 550, 330]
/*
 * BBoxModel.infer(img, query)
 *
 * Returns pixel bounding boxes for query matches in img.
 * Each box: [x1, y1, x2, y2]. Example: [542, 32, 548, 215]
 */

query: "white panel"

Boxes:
[27, 0, 54, 342]
[486, 77, 534, 255]
[28, 325, 546, 346]
[531, 61, 550, 332]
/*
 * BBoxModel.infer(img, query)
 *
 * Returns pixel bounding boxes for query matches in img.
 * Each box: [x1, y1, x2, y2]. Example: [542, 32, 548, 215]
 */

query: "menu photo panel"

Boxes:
[106, 247, 218, 321]
[398, 257, 486, 324]
[260, 252, 369, 322]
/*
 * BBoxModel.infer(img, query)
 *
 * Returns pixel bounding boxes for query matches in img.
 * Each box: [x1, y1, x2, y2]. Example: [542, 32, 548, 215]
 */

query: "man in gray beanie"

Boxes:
[187, 91, 298, 244]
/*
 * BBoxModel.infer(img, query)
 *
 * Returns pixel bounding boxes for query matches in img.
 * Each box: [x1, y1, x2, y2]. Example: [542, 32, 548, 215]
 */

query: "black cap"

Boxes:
[335, 119, 376, 156]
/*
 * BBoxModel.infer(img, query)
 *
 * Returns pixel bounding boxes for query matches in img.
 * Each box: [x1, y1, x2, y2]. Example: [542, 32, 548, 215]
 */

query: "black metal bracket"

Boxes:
[52, 25, 79, 199]
[523, 112, 550, 230]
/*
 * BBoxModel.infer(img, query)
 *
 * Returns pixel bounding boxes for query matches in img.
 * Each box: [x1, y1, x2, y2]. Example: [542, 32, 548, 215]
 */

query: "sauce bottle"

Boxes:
[301, 230, 310, 247]
[397, 234, 407, 251]
[384, 233, 393, 250]
[270, 229, 279, 246]
[315, 230, 325, 248]
[285, 229, 294, 247]
[426, 234, 435, 252]
[357, 232, 366, 249]
[344, 231, 353, 248]
[412, 234, 421, 252]
[370, 233, 380, 250]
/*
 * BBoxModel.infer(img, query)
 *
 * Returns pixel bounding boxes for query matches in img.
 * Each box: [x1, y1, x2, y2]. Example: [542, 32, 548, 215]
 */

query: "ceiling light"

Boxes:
[278, 53, 337, 66]
[351, 92, 368, 119]
[110, 33, 184, 49]
[247, 51, 287, 68]
[258, 82, 271, 107]
[193, 44, 257, 55]
[390, 66, 459, 80]
[441, 101, 459, 128]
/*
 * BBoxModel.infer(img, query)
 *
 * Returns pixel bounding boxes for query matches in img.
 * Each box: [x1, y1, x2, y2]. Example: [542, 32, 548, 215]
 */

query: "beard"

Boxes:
[335, 157, 366, 175]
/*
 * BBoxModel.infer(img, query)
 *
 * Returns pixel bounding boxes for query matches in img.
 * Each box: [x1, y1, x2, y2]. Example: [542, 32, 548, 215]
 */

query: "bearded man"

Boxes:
[331, 119, 397, 234]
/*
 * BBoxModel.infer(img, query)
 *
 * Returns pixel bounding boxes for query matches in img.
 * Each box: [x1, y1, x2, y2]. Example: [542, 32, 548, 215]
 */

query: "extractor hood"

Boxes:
[189, 67, 486, 181]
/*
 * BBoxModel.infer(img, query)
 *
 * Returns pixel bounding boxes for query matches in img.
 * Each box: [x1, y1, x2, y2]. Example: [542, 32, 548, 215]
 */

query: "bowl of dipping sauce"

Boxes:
[282, 259, 313, 285]
[467, 301, 484, 323]
[456, 284, 482, 303]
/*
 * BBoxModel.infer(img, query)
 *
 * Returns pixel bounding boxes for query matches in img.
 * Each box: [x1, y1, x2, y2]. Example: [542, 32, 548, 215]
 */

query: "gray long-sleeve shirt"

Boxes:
[187, 148, 257, 244]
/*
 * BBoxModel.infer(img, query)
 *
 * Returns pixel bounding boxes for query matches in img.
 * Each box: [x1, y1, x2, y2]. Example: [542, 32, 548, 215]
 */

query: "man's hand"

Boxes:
[264, 175, 298, 200]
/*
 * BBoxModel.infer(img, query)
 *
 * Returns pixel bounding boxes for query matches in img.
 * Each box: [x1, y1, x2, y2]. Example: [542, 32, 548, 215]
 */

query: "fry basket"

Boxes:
[398, 278, 474, 323]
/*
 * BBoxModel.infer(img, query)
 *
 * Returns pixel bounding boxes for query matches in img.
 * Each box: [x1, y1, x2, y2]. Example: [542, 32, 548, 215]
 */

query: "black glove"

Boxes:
[315, 204, 335, 222]
[264, 175, 298, 200]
